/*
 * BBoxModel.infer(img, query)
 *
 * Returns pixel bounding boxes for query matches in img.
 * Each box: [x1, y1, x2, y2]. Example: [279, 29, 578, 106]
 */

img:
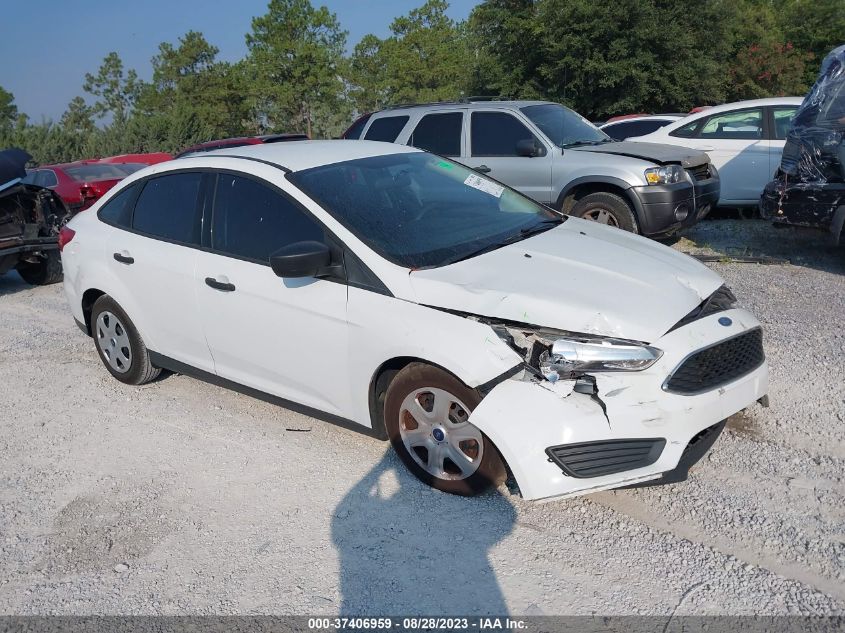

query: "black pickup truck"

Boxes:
[0, 148, 70, 285]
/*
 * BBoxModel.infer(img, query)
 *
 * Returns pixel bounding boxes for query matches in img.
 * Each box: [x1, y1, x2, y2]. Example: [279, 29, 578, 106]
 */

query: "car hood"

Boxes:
[0, 148, 32, 194]
[406, 218, 722, 343]
[574, 141, 709, 168]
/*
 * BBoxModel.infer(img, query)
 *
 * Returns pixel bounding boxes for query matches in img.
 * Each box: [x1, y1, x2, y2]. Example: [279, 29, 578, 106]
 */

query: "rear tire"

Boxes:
[91, 295, 160, 385]
[384, 363, 506, 496]
[571, 192, 638, 233]
[16, 251, 63, 285]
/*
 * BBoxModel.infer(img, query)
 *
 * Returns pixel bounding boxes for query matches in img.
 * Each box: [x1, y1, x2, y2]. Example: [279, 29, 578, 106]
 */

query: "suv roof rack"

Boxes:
[382, 96, 517, 111]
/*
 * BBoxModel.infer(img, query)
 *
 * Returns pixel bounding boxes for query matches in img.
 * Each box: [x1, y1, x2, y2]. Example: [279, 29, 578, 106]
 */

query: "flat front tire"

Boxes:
[384, 363, 506, 496]
[571, 191, 638, 233]
[91, 295, 160, 385]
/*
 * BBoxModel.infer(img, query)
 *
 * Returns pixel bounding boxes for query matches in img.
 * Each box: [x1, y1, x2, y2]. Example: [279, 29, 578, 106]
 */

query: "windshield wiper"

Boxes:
[562, 139, 613, 148]
[440, 218, 564, 266]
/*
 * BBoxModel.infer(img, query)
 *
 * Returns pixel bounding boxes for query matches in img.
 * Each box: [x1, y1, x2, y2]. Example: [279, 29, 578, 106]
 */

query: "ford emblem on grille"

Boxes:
[718, 317, 733, 326]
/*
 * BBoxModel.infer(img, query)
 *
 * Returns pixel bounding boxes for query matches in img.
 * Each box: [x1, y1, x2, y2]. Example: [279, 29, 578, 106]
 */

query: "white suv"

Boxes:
[59, 141, 769, 501]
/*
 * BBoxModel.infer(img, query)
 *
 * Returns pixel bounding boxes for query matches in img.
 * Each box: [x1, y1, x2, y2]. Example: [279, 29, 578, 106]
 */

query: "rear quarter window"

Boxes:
[364, 115, 410, 142]
[98, 183, 140, 228]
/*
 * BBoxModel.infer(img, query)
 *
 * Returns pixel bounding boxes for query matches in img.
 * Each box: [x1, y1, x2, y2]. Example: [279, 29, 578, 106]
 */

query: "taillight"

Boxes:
[58, 226, 76, 252]
[79, 185, 97, 201]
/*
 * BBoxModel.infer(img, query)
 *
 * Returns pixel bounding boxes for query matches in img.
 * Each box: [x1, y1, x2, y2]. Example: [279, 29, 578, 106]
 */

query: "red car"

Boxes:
[23, 161, 142, 212]
[175, 133, 309, 158]
[97, 152, 172, 166]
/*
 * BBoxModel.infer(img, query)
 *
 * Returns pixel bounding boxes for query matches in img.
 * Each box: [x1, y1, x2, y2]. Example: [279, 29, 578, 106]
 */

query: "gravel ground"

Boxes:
[0, 219, 843, 616]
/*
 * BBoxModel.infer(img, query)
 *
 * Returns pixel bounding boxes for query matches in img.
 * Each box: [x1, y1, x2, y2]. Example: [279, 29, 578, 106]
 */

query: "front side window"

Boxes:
[408, 112, 463, 156]
[699, 109, 763, 140]
[364, 115, 410, 143]
[471, 112, 539, 157]
[772, 106, 798, 140]
[132, 172, 203, 245]
[98, 182, 140, 228]
[289, 152, 562, 269]
[211, 173, 323, 263]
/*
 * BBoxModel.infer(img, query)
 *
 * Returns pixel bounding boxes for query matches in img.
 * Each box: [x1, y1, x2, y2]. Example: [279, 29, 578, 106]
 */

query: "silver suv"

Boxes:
[343, 100, 720, 237]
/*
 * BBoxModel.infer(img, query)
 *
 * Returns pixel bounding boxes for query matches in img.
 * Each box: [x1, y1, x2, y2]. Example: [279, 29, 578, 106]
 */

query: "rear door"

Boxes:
[194, 171, 350, 416]
[768, 105, 799, 177]
[100, 171, 214, 372]
[463, 110, 553, 204]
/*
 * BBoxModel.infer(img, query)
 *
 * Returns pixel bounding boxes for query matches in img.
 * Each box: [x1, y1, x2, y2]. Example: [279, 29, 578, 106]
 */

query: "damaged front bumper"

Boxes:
[468, 308, 768, 501]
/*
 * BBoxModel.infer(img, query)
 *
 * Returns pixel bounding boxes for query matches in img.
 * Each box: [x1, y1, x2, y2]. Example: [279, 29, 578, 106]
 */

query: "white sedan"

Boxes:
[58, 141, 768, 501]
[631, 97, 803, 206]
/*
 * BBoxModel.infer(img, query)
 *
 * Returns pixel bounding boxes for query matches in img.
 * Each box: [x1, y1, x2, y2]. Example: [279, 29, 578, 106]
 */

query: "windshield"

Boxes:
[289, 152, 563, 268]
[521, 103, 611, 148]
[64, 164, 132, 182]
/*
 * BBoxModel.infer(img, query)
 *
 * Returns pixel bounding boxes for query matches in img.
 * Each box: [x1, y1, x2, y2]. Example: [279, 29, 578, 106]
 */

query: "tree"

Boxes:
[777, 0, 845, 85]
[727, 42, 812, 100]
[83, 52, 140, 122]
[245, 0, 348, 138]
[0, 86, 18, 132]
[536, 0, 729, 118]
[349, 0, 470, 112]
[466, 0, 543, 99]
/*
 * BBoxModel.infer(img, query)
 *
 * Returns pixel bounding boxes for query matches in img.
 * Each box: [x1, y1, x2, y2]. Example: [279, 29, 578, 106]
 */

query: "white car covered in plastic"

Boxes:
[58, 141, 769, 501]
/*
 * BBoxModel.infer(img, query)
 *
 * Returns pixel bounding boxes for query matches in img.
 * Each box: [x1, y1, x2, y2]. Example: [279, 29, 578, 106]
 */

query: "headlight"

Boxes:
[644, 164, 685, 185]
[539, 338, 662, 381]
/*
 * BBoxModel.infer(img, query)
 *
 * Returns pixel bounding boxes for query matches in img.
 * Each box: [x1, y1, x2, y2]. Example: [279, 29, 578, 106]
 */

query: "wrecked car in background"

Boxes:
[761, 45, 845, 243]
[0, 148, 70, 285]
[61, 141, 768, 501]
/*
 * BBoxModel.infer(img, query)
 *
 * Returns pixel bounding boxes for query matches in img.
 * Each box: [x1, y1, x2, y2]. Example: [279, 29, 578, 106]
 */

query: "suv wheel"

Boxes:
[384, 363, 506, 496]
[571, 192, 638, 233]
[16, 251, 63, 285]
[91, 295, 160, 385]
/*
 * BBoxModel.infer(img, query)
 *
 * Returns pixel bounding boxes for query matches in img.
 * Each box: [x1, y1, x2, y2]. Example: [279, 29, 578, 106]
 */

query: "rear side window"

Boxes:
[471, 112, 538, 157]
[132, 173, 203, 245]
[603, 119, 672, 141]
[408, 112, 463, 156]
[211, 173, 323, 263]
[772, 106, 798, 140]
[98, 183, 140, 228]
[364, 115, 409, 142]
[37, 170, 58, 187]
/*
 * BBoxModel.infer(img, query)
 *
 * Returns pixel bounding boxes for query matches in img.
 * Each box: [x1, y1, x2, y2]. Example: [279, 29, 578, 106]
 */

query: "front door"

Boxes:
[462, 110, 554, 204]
[195, 171, 350, 417]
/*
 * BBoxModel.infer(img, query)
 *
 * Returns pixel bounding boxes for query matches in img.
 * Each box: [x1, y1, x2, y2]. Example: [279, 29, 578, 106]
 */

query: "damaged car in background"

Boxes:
[60, 141, 768, 501]
[761, 45, 845, 243]
[0, 148, 70, 285]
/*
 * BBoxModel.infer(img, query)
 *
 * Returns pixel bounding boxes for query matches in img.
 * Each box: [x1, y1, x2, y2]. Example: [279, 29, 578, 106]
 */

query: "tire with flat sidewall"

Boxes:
[384, 362, 506, 496]
[571, 191, 638, 233]
[91, 295, 160, 385]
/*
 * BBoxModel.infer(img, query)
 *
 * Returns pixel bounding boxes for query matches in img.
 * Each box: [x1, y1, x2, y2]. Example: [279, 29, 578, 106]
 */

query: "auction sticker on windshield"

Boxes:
[464, 173, 504, 198]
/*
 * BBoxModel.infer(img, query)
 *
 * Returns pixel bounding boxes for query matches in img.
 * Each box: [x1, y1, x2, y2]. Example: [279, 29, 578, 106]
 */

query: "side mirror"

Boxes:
[269, 241, 332, 278]
[516, 138, 544, 157]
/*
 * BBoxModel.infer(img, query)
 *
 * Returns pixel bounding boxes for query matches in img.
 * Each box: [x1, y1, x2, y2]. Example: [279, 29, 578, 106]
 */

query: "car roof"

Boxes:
[601, 114, 684, 126]
[686, 97, 804, 118]
[179, 139, 421, 172]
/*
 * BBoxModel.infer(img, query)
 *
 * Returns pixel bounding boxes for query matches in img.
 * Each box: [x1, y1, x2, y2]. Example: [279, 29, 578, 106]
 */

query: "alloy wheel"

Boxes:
[581, 208, 620, 227]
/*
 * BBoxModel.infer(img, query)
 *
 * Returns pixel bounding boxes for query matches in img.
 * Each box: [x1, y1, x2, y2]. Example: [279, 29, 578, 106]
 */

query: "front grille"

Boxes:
[664, 328, 764, 395]
[687, 164, 711, 181]
[546, 438, 666, 478]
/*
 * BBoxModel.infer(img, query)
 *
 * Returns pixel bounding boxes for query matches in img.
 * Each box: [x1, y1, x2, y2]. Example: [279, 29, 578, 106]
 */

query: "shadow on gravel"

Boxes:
[0, 270, 37, 297]
[675, 219, 845, 275]
[331, 451, 516, 615]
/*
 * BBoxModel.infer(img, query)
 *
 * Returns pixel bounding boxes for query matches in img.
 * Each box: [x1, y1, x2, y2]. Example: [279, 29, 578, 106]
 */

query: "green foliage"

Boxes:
[3, 0, 840, 165]
[245, 0, 349, 137]
[349, 0, 469, 112]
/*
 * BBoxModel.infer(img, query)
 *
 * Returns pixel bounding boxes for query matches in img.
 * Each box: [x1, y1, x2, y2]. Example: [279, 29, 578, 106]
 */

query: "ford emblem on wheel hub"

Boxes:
[432, 427, 446, 442]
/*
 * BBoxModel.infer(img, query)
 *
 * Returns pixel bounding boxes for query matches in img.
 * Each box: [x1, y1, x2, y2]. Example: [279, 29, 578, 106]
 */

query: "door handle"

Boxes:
[113, 252, 134, 265]
[475, 165, 492, 173]
[205, 277, 236, 292]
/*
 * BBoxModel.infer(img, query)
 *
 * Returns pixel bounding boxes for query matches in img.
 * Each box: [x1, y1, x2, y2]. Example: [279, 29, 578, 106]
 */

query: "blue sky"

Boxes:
[0, 0, 478, 122]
